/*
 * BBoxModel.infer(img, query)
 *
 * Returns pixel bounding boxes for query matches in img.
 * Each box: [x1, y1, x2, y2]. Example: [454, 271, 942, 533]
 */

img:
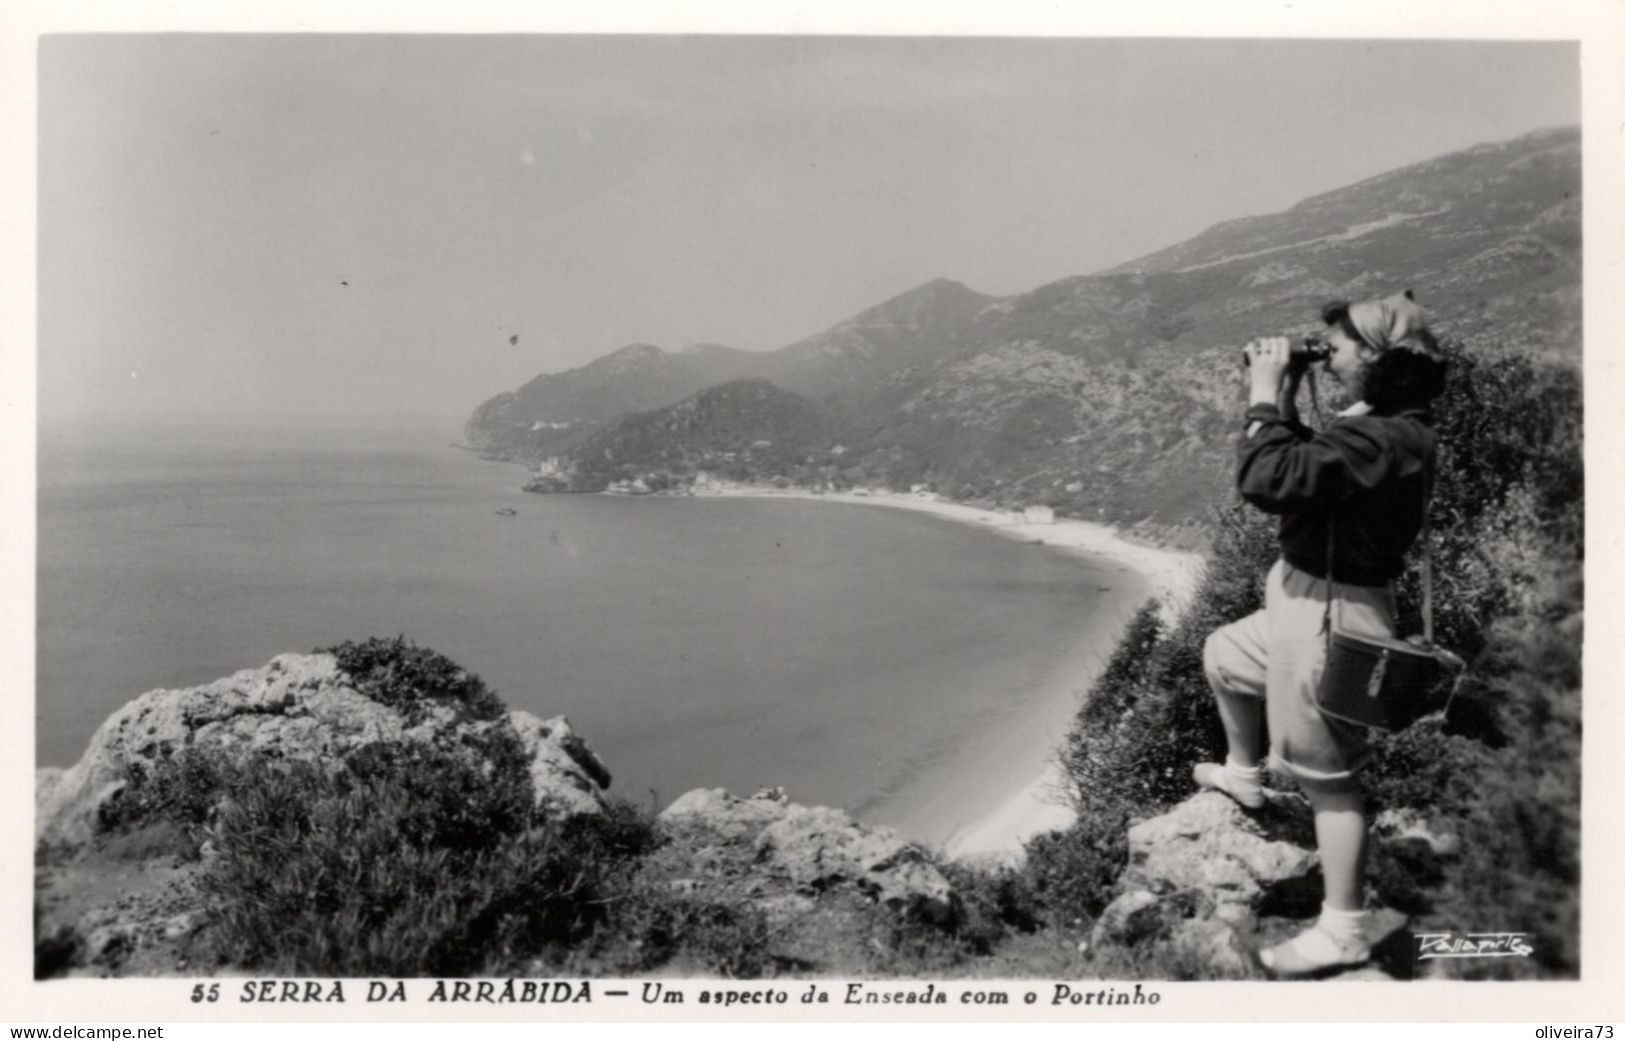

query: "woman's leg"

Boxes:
[1305, 782, 1366, 911]
[1259, 566, 1390, 974]
[1214, 685, 1264, 767]
[1196, 609, 1271, 807]
[1260, 776, 1371, 975]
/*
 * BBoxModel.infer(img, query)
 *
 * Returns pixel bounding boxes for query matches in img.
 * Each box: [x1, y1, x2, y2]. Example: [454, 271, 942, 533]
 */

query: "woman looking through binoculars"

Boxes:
[1195, 291, 1449, 977]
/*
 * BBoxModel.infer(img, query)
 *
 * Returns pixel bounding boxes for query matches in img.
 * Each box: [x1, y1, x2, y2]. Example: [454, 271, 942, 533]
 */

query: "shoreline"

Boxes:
[694, 484, 1206, 859]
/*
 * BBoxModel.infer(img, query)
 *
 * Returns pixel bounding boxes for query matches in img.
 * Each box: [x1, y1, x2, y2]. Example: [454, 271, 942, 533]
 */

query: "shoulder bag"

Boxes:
[1314, 491, 1466, 732]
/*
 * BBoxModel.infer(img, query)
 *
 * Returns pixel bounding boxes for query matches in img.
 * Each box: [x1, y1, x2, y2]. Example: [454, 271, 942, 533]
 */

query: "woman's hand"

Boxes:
[1245, 337, 1294, 408]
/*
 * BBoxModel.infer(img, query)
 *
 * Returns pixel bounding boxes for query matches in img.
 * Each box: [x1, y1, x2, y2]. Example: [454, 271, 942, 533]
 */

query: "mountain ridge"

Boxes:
[468, 125, 1580, 532]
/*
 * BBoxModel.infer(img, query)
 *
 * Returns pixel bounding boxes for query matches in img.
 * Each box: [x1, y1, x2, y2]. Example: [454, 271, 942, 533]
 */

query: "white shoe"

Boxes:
[1192, 762, 1265, 810]
[1259, 924, 1371, 978]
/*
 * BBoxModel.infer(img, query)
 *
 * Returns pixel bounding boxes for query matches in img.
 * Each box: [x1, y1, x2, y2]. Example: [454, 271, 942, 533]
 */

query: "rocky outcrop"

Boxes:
[1089, 790, 1427, 979]
[1119, 791, 1320, 912]
[660, 787, 797, 842]
[35, 652, 612, 849]
[660, 786, 957, 922]
[507, 711, 613, 817]
[1089, 791, 1320, 977]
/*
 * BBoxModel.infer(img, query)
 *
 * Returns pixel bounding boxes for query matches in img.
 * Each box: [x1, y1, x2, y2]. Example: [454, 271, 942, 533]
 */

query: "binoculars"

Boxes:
[1241, 336, 1331, 367]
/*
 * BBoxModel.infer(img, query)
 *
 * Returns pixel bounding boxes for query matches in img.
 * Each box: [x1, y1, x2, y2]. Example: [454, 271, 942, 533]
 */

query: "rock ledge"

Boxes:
[36, 652, 613, 849]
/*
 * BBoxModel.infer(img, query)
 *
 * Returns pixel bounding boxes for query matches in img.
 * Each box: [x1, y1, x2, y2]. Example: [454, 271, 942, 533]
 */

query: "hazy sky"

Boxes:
[38, 35, 1577, 425]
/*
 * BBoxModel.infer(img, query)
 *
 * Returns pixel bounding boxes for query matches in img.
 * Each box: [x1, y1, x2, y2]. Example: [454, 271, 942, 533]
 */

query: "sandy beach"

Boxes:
[699, 484, 1206, 860]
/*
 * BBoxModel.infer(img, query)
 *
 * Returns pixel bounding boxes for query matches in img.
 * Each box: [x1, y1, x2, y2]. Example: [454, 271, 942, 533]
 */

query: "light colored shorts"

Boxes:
[1203, 558, 1396, 789]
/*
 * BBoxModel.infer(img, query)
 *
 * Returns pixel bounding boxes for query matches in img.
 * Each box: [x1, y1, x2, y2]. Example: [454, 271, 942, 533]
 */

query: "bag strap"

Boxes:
[1322, 514, 1335, 639]
[1312, 369, 1336, 643]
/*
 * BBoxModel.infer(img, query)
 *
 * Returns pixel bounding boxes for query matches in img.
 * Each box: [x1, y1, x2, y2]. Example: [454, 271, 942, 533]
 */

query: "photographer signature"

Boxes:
[1415, 932, 1534, 960]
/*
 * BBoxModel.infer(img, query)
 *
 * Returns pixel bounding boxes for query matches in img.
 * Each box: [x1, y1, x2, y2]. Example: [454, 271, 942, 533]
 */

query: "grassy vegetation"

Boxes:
[571, 881, 782, 978]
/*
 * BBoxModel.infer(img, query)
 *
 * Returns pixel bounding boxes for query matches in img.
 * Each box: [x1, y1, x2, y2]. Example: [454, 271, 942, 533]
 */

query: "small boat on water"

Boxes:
[494, 507, 518, 517]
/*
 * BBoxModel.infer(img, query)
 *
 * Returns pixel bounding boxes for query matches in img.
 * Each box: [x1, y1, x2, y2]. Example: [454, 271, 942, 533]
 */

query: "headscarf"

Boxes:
[1346, 290, 1432, 353]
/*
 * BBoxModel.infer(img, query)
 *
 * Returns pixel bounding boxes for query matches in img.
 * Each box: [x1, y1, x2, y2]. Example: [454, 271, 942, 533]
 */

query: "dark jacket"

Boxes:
[1237, 402, 1436, 586]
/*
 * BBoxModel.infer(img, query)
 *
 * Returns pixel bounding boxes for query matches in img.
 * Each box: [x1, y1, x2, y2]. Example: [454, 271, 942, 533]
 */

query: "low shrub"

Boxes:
[584, 885, 779, 978]
[854, 858, 1046, 972]
[1022, 807, 1133, 923]
[1082, 601, 1165, 723]
[937, 860, 1043, 954]
[1358, 722, 1493, 819]
[196, 742, 657, 977]
[862, 913, 966, 975]
[98, 746, 265, 858]
[321, 635, 508, 725]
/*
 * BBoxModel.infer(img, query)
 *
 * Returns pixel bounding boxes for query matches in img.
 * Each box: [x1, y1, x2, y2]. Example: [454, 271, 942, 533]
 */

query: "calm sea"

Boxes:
[37, 419, 1147, 841]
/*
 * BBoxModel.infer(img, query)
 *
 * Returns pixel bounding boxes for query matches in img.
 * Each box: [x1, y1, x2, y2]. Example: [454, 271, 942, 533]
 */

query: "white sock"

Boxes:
[1225, 758, 1262, 784]
[1317, 903, 1367, 945]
